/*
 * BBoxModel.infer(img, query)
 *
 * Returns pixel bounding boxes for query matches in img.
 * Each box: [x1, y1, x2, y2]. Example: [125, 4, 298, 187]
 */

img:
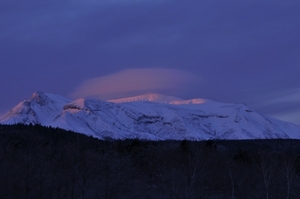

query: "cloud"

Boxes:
[71, 68, 200, 99]
[249, 88, 300, 125]
[265, 88, 300, 104]
[271, 110, 300, 125]
[253, 88, 300, 108]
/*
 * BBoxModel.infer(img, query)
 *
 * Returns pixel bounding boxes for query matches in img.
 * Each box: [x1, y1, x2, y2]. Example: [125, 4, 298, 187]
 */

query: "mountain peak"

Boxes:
[108, 93, 210, 105]
[31, 91, 46, 98]
[0, 92, 71, 125]
[170, 98, 209, 105]
[108, 93, 183, 103]
[30, 91, 49, 106]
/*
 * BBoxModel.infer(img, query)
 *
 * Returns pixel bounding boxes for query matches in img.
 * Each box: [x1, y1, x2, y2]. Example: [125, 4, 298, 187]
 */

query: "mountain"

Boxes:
[1, 92, 300, 140]
[0, 92, 71, 125]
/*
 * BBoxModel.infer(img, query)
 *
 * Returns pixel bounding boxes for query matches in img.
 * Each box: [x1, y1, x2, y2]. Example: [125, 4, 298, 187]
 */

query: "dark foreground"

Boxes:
[1, 124, 300, 199]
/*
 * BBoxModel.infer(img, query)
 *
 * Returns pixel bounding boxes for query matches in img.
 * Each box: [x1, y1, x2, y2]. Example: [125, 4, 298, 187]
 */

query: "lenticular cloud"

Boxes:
[71, 68, 199, 99]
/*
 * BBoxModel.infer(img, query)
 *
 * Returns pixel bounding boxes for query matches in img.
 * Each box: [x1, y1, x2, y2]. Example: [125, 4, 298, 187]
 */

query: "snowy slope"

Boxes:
[0, 92, 71, 125]
[1, 92, 300, 140]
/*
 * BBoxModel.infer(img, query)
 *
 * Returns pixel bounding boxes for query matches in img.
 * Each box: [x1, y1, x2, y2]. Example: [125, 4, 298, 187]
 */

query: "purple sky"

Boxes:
[1, 0, 300, 124]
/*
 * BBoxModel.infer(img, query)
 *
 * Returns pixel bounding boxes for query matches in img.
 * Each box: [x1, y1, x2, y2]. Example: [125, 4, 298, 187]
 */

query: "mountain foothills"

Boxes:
[1, 92, 300, 140]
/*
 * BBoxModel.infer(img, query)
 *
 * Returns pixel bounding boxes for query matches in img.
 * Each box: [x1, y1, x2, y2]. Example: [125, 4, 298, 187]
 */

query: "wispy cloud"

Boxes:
[271, 109, 300, 125]
[264, 88, 300, 104]
[251, 88, 300, 125]
[71, 68, 200, 99]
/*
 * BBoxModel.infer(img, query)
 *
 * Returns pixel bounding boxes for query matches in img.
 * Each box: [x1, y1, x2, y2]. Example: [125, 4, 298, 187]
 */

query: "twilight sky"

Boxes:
[1, 0, 300, 124]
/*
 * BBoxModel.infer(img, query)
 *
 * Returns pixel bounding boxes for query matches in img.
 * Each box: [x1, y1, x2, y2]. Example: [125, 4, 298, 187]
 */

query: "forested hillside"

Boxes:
[1, 124, 300, 199]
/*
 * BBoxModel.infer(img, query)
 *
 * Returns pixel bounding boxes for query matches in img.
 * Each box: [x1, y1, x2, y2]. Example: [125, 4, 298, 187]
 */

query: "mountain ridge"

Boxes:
[1, 91, 300, 140]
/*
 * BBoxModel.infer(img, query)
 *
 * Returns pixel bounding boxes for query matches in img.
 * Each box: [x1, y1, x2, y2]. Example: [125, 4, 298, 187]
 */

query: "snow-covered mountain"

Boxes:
[1, 91, 300, 140]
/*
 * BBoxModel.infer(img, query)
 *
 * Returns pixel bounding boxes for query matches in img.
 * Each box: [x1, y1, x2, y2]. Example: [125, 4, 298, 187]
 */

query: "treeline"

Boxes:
[1, 124, 300, 199]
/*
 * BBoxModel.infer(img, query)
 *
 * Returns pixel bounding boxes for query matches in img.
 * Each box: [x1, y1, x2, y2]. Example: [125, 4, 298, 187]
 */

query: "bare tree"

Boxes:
[281, 154, 295, 199]
[256, 154, 273, 199]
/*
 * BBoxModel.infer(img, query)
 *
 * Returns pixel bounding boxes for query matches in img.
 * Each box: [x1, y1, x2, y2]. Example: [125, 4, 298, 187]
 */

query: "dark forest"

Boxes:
[1, 124, 300, 199]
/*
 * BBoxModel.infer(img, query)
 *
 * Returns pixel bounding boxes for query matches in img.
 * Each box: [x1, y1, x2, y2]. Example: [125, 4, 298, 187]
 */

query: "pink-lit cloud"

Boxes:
[71, 68, 200, 99]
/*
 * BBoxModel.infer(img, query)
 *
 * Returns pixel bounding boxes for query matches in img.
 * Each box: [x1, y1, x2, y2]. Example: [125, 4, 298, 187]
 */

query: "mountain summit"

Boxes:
[1, 92, 300, 140]
[109, 93, 209, 105]
[108, 93, 183, 103]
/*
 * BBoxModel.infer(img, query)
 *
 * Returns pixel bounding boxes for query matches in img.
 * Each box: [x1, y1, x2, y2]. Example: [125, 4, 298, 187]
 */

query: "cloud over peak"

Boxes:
[71, 68, 200, 99]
